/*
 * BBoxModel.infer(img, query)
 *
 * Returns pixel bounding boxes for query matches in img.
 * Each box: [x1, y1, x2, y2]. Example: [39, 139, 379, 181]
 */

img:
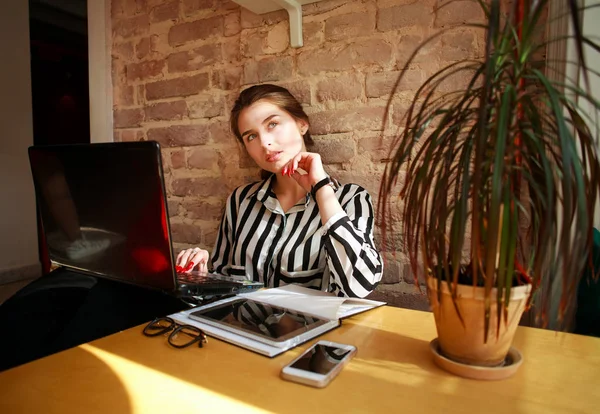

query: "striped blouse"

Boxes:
[210, 174, 383, 298]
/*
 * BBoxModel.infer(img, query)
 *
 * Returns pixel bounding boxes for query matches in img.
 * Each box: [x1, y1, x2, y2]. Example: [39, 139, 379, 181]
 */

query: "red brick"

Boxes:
[126, 60, 165, 81]
[215, 0, 238, 11]
[171, 149, 186, 169]
[366, 70, 425, 98]
[188, 148, 218, 169]
[316, 74, 363, 102]
[238, 149, 256, 169]
[145, 100, 188, 121]
[167, 44, 222, 73]
[136, 85, 145, 103]
[436, 67, 477, 93]
[113, 14, 150, 39]
[332, 171, 383, 200]
[183, 0, 214, 16]
[168, 16, 223, 46]
[135, 37, 151, 59]
[167, 198, 181, 216]
[188, 95, 224, 119]
[147, 124, 210, 147]
[243, 56, 293, 83]
[240, 8, 286, 29]
[224, 10, 241, 36]
[303, 0, 349, 15]
[276, 80, 311, 105]
[396, 34, 441, 68]
[310, 107, 387, 135]
[325, 12, 376, 40]
[380, 259, 403, 284]
[145, 73, 210, 100]
[114, 84, 135, 106]
[367, 285, 430, 312]
[265, 22, 289, 53]
[150, 1, 179, 23]
[116, 129, 145, 142]
[113, 41, 134, 59]
[392, 102, 411, 127]
[114, 108, 144, 128]
[358, 134, 397, 162]
[222, 39, 240, 63]
[172, 177, 230, 198]
[112, 0, 148, 18]
[434, 0, 483, 27]
[242, 31, 266, 57]
[303, 21, 323, 48]
[312, 136, 356, 163]
[212, 66, 242, 91]
[169, 221, 202, 244]
[377, 3, 434, 31]
[440, 31, 478, 61]
[209, 121, 231, 143]
[182, 199, 224, 221]
[298, 39, 392, 76]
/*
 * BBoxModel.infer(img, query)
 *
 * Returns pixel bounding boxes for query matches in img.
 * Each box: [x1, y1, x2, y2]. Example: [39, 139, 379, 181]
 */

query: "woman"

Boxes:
[177, 84, 383, 298]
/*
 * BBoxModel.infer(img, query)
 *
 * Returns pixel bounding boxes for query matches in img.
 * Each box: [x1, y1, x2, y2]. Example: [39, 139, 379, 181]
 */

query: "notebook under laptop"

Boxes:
[28, 141, 262, 298]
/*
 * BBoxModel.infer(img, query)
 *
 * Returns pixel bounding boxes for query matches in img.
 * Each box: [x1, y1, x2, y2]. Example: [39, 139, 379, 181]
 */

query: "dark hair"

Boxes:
[230, 84, 314, 147]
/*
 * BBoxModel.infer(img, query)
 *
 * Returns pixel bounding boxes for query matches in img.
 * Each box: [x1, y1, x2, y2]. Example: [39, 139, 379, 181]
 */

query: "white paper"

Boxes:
[240, 285, 386, 320]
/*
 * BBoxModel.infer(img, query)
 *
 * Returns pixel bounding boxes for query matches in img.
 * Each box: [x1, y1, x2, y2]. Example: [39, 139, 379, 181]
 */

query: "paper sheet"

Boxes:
[240, 285, 386, 320]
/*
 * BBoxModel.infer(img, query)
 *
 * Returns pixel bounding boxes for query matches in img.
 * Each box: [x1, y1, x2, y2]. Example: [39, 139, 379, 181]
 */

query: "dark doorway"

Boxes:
[29, 0, 89, 146]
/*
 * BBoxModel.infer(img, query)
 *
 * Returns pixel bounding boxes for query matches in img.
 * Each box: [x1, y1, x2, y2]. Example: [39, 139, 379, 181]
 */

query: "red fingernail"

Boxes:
[176, 266, 183, 272]
[185, 262, 195, 271]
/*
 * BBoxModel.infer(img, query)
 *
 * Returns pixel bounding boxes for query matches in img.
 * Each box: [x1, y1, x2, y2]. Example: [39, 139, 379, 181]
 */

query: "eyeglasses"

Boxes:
[143, 317, 207, 349]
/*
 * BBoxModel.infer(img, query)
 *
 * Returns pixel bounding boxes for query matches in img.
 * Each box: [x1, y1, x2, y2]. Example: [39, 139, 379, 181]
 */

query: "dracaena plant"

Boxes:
[378, 0, 600, 336]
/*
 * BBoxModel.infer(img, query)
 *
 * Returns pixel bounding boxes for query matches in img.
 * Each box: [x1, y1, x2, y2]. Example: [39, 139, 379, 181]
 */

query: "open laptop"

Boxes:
[28, 141, 262, 299]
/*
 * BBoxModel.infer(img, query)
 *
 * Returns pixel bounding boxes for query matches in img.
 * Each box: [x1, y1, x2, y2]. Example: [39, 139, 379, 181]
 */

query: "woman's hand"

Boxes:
[282, 152, 328, 192]
[176, 247, 209, 273]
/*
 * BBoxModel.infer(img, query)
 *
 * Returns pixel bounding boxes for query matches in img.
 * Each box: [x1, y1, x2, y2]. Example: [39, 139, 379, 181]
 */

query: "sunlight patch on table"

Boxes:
[80, 344, 270, 413]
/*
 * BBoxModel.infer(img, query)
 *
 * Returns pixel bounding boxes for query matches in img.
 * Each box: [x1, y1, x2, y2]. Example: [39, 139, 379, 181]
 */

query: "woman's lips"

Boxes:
[266, 151, 282, 162]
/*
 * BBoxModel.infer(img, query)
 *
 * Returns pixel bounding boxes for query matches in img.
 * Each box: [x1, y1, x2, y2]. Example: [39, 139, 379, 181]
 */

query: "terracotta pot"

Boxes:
[426, 276, 532, 367]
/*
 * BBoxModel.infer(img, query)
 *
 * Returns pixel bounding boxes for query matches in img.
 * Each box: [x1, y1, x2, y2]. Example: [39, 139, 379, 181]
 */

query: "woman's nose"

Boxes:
[259, 134, 272, 148]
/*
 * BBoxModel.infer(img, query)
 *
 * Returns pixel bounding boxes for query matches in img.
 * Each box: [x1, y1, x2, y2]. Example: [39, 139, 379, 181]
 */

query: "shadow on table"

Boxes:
[0, 346, 132, 414]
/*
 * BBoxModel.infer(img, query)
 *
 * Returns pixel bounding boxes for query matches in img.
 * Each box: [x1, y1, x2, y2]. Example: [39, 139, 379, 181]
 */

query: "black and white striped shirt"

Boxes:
[210, 174, 383, 298]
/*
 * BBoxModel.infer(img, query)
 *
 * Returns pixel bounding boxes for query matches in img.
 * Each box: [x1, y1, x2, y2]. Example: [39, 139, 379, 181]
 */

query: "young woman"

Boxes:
[177, 84, 383, 298]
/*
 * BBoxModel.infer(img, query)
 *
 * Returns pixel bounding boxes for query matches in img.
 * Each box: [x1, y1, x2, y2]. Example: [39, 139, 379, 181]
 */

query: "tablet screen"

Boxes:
[189, 298, 329, 343]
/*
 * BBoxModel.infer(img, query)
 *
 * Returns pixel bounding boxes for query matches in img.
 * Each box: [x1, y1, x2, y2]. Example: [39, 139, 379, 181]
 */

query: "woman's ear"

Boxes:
[297, 119, 309, 135]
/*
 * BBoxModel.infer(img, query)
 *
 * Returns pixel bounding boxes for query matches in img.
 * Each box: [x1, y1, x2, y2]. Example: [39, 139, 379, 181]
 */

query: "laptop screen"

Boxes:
[28, 141, 177, 291]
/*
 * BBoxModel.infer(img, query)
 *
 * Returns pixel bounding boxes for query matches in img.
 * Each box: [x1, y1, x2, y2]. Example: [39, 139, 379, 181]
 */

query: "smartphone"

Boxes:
[280, 340, 357, 388]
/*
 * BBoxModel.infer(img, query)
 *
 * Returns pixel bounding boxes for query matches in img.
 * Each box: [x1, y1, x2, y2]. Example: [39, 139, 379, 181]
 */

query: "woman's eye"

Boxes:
[247, 133, 256, 142]
[268, 121, 277, 129]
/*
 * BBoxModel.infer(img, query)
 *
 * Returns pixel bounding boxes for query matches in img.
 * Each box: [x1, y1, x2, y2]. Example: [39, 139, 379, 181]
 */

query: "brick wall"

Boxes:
[111, 0, 484, 309]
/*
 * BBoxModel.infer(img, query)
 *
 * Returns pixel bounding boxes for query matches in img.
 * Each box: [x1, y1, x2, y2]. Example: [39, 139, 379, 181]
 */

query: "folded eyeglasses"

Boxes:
[143, 317, 207, 349]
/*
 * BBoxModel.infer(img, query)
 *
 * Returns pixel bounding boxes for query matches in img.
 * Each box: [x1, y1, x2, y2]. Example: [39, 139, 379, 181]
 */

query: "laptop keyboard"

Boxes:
[177, 273, 239, 285]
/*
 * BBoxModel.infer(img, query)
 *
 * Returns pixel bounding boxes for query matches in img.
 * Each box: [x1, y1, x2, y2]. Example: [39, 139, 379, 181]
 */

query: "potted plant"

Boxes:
[378, 0, 600, 378]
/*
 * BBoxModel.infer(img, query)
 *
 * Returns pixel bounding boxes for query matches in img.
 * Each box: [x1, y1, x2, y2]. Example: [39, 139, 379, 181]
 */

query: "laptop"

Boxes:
[28, 141, 262, 299]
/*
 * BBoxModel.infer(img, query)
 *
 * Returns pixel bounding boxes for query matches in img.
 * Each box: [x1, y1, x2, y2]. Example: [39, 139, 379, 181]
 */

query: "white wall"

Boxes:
[88, 0, 113, 143]
[0, 0, 40, 283]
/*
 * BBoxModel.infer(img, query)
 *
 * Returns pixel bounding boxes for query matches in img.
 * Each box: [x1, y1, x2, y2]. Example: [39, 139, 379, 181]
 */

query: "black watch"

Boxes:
[310, 176, 335, 199]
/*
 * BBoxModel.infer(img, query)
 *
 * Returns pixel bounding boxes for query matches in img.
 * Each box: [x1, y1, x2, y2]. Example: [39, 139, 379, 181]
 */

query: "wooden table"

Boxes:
[0, 306, 598, 413]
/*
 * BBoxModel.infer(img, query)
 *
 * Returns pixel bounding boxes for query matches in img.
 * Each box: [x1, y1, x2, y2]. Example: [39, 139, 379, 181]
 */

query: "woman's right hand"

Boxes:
[176, 247, 210, 274]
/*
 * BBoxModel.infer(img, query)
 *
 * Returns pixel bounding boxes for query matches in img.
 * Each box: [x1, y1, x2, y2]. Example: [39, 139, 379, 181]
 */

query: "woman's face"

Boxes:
[237, 99, 307, 174]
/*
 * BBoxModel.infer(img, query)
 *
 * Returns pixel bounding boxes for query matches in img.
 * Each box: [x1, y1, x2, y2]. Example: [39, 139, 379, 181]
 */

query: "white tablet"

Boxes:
[189, 298, 332, 348]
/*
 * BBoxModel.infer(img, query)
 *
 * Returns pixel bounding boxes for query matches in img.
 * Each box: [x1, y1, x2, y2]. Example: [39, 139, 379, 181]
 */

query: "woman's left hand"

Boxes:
[282, 152, 328, 192]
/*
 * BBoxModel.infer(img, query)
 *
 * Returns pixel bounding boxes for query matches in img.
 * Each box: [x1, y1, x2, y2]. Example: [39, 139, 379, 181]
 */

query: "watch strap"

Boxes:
[310, 176, 333, 199]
